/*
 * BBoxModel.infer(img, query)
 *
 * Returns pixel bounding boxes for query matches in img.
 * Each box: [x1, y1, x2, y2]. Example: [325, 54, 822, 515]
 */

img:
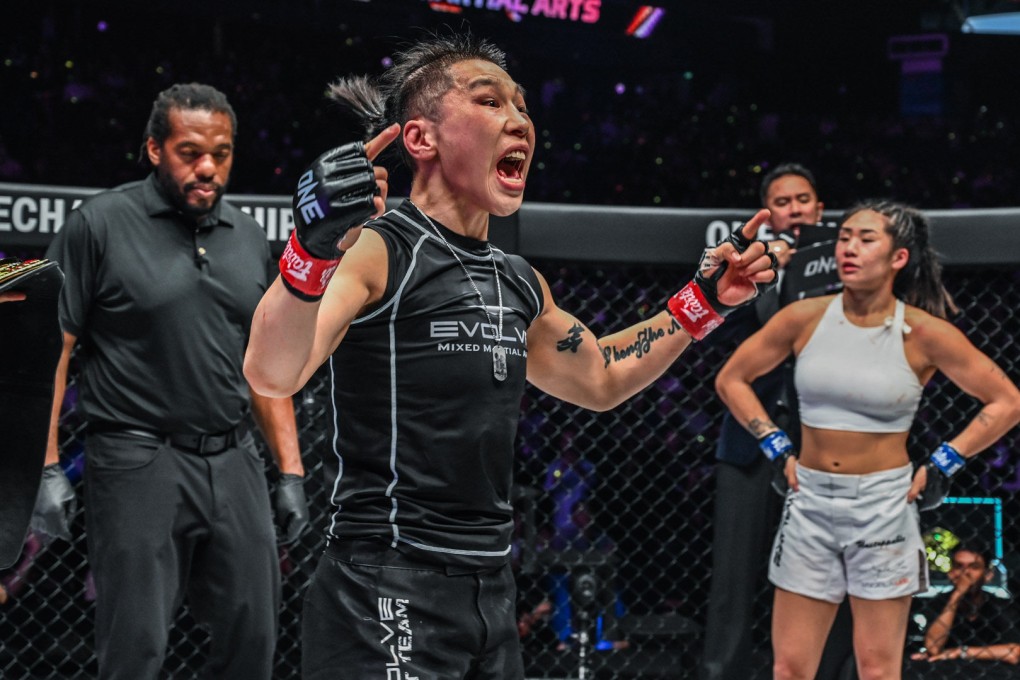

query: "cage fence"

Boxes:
[1, 262, 1019, 680]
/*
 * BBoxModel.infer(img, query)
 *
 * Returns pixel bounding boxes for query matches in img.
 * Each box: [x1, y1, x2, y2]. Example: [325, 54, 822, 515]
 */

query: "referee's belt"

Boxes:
[87, 423, 240, 455]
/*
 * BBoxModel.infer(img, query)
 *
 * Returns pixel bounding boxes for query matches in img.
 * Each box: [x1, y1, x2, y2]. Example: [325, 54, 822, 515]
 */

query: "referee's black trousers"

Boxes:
[84, 430, 280, 680]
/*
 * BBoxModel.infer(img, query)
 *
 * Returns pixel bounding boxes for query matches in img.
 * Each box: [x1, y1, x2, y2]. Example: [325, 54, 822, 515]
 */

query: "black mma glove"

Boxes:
[667, 226, 779, 340]
[280, 142, 380, 301]
[30, 463, 76, 541]
[915, 442, 966, 512]
[758, 429, 797, 497]
[274, 473, 310, 545]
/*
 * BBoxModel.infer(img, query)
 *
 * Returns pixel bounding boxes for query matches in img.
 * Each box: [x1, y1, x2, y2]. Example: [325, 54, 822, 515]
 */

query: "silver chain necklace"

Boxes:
[409, 202, 508, 381]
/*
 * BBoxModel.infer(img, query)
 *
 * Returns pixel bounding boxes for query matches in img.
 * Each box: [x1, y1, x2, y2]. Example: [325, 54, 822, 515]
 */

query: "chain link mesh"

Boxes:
[2, 263, 1018, 679]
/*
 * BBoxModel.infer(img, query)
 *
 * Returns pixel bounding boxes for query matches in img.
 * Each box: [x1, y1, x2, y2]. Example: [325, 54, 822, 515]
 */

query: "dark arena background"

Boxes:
[3, 1, 1020, 679]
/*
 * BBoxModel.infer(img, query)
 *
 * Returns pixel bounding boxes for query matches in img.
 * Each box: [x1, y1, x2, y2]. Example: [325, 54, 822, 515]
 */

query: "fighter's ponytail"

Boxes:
[326, 75, 390, 140]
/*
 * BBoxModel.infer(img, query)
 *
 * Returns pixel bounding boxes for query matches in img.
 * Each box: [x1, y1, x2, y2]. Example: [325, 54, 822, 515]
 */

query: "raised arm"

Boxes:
[249, 390, 303, 476]
[244, 125, 399, 397]
[525, 290, 692, 411]
[244, 235, 386, 397]
[526, 210, 777, 411]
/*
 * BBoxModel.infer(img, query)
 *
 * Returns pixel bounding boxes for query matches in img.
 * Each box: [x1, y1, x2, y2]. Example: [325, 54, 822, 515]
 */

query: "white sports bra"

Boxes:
[795, 294, 923, 433]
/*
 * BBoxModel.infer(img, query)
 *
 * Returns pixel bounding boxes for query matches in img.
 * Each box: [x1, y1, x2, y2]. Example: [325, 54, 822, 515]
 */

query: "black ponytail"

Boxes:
[326, 75, 389, 139]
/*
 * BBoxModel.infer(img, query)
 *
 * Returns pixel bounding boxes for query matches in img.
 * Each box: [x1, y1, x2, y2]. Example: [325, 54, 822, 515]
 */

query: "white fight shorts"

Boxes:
[769, 462, 929, 602]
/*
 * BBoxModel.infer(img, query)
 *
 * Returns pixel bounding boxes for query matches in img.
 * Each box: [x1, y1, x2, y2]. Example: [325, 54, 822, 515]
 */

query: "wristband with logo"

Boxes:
[279, 230, 342, 302]
[667, 280, 727, 341]
[758, 430, 795, 462]
[930, 441, 966, 477]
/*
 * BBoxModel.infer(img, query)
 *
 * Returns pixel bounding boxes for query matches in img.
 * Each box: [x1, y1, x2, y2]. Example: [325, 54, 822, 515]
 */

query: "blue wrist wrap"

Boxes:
[930, 442, 966, 477]
[759, 430, 794, 462]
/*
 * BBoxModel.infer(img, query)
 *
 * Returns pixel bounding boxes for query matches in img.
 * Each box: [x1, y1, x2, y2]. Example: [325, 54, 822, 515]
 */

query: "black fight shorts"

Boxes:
[302, 540, 524, 680]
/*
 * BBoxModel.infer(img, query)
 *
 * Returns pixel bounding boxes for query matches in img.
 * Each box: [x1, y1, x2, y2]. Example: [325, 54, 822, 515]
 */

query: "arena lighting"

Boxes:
[961, 11, 1020, 34]
[426, 0, 600, 22]
[923, 526, 960, 574]
[427, 1, 464, 14]
[625, 5, 665, 38]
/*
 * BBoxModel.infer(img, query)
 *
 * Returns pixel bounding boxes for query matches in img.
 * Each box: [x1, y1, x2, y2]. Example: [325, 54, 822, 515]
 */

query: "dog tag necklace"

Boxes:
[411, 202, 507, 381]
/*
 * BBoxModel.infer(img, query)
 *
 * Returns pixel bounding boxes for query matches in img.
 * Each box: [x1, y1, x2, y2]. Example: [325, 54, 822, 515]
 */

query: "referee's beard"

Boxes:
[154, 163, 228, 222]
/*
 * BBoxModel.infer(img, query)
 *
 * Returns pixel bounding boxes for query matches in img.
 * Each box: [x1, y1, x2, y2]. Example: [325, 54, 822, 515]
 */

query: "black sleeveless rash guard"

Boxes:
[325, 200, 544, 569]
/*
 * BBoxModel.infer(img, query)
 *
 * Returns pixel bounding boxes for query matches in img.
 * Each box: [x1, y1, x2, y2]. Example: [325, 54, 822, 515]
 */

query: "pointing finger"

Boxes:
[740, 208, 771, 242]
[722, 209, 772, 264]
[364, 123, 401, 161]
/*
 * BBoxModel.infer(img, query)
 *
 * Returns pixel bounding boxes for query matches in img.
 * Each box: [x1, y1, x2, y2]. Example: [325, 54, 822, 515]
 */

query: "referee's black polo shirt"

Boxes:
[46, 173, 273, 434]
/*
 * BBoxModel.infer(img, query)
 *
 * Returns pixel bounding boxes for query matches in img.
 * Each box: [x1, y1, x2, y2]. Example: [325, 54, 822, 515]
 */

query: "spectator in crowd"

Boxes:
[518, 598, 555, 641]
[36, 82, 308, 680]
[5, 6, 1020, 210]
[911, 544, 1020, 666]
[242, 32, 777, 680]
[715, 200, 1020, 679]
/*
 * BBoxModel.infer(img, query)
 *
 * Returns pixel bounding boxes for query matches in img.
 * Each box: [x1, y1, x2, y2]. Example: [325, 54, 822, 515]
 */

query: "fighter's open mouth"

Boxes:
[497, 150, 526, 179]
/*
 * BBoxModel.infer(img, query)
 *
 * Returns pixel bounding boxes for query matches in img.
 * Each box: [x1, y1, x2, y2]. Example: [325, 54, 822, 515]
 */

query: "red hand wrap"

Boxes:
[667, 280, 726, 341]
[279, 230, 341, 301]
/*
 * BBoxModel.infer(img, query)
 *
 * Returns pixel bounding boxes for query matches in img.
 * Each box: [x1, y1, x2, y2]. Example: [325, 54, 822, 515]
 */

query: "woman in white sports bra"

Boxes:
[715, 200, 1020, 680]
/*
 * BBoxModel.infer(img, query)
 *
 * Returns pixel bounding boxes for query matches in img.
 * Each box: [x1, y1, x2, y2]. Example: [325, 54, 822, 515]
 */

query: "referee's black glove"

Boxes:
[31, 463, 76, 541]
[275, 473, 310, 545]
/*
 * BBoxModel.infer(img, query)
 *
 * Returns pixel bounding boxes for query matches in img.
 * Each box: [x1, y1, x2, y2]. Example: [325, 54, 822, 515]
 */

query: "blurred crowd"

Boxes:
[2, 4, 1018, 210]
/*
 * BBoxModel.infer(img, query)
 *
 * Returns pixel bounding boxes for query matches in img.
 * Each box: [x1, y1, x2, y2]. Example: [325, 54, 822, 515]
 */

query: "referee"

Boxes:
[35, 83, 307, 679]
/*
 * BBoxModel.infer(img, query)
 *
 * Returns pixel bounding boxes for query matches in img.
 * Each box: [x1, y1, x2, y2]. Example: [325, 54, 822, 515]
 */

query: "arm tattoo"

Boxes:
[555, 323, 585, 353]
[975, 408, 992, 428]
[604, 326, 666, 364]
[747, 417, 775, 438]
